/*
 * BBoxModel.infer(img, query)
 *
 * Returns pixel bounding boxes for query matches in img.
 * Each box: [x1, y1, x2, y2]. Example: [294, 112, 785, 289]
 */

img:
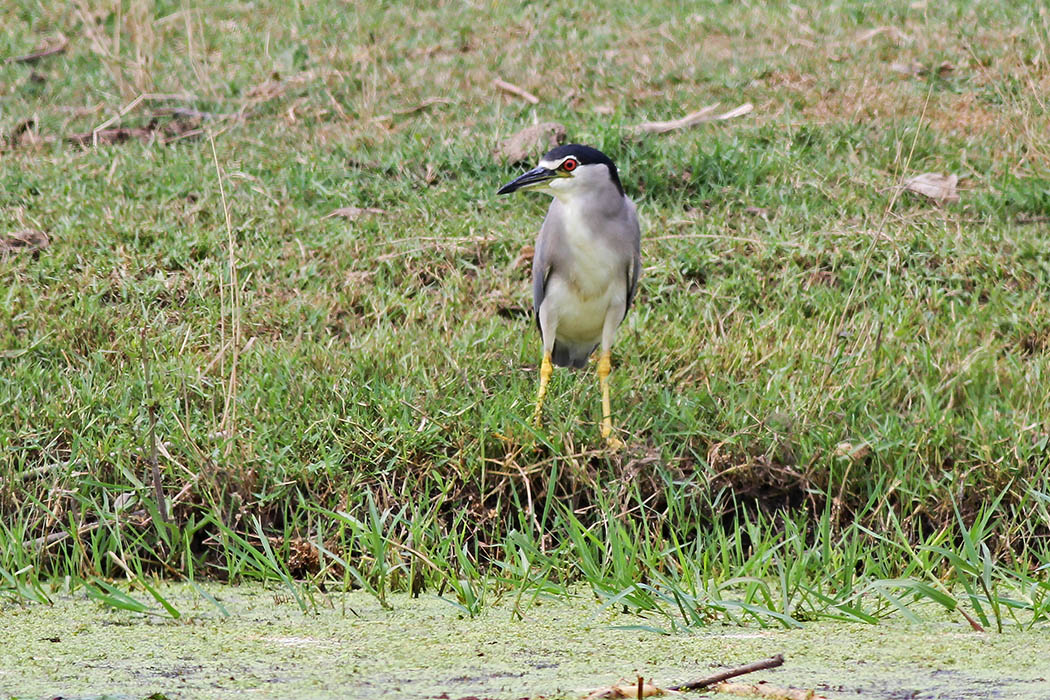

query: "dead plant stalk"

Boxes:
[209, 132, 240, 458]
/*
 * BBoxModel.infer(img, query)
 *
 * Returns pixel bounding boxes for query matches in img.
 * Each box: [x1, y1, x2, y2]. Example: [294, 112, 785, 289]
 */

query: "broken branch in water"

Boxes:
[669, 654, 785, 691]
[583, 654, 790, 699]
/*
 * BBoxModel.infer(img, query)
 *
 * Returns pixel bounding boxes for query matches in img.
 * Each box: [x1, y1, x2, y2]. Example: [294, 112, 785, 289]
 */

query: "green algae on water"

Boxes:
[3, 584, 1050, 700]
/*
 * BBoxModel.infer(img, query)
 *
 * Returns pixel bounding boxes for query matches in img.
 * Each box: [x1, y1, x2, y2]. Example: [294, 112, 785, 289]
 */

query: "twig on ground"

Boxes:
[6, 33, 68, 64]
[67, 115, 205, 147]
[11, 463, 67, 483]
[1, 229, 50, 253]
[669, 654, 785, 691]
[393, 97, 451, 115]
[493, 78, 540, 104]
[89, 93, 197, 146]
[152, 107, 215, 120]
[325, 206, 387, 220]
[633, 104, 718, 133]
[632, 103, 753, 134]
[653, 231, 768, 246]
[26, 510, 147, 550]
[853, 25, 908, 44]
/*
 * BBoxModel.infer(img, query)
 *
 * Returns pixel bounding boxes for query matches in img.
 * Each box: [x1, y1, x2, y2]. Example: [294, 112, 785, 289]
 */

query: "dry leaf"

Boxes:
[7, 118, 41, 148]
[324, 206, 386, 221]
[507, 244, 534, 271]
[890, 61, 925, 76]
[583, 677, 677, 699]
[834, 442, 871, 462]
[632, 103, 753, 134]
[903, 173, 959, 203]
[495, 122, 566, 163]
[890, 60, 955, 77]
[854, 26, 908, 44]
[1, 229, 50, 253]
[65, 115, 203, 147]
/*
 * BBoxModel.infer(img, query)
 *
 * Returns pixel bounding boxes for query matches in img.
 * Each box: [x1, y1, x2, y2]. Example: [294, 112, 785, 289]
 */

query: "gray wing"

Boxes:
[532, 202, 562, 331]
[623, 197, 642, 316]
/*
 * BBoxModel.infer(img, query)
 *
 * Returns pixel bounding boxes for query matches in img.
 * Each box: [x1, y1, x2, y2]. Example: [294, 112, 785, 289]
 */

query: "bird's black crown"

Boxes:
[543, 144, 623, 195]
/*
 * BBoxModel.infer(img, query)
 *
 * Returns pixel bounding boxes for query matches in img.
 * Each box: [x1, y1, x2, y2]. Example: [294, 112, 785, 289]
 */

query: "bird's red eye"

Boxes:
[561, 158, 578, 172]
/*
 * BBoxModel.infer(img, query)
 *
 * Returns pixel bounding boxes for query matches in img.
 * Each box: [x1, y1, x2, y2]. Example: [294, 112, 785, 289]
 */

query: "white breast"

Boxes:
[545, 207, 626, 344]
[561, 207, 622, 298]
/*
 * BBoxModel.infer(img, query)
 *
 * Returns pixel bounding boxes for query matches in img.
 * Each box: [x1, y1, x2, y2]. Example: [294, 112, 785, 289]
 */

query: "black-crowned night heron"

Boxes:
[498, 144, 641, 449]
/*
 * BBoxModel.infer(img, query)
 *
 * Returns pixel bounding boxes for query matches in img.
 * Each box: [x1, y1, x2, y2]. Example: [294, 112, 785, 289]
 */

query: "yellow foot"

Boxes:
[596, 351, 622, 450]
[532, 351, 553, 430]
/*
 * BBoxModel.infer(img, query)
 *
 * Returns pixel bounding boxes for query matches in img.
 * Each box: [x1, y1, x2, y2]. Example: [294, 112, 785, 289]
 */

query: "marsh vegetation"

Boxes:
[2, 5, 1050, 695]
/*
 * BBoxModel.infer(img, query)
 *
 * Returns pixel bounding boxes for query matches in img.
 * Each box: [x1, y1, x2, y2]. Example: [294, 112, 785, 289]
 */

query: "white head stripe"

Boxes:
[539, 156, 577, 170]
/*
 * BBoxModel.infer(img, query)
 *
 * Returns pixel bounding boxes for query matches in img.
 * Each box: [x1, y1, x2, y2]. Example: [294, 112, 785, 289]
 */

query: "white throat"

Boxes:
[540, 162, 619, 204]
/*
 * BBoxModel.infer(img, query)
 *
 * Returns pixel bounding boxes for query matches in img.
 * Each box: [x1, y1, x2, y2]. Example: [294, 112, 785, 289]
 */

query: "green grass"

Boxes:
[2, 0, 1049, 629]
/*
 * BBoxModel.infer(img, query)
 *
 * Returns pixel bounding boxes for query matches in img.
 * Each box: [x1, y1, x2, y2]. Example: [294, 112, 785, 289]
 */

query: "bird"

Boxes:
[497, 144, 641, 449]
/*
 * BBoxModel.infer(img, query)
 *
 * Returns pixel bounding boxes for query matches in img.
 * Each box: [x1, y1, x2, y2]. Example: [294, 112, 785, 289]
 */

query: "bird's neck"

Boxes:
[552, 186, 624, 216]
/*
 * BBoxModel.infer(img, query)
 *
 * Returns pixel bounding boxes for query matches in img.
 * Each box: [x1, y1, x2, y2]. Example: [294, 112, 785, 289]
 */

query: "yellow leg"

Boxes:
[597, 351, 623, 450]
[533, 352, 553, 428]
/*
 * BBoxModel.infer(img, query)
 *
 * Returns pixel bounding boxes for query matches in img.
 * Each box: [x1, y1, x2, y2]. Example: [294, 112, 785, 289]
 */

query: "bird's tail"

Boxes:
[552, 340, 597, 369]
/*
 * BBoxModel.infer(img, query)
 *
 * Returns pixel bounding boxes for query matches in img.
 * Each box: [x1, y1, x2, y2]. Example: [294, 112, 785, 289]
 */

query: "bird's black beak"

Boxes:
[497, 166, 557, 195]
